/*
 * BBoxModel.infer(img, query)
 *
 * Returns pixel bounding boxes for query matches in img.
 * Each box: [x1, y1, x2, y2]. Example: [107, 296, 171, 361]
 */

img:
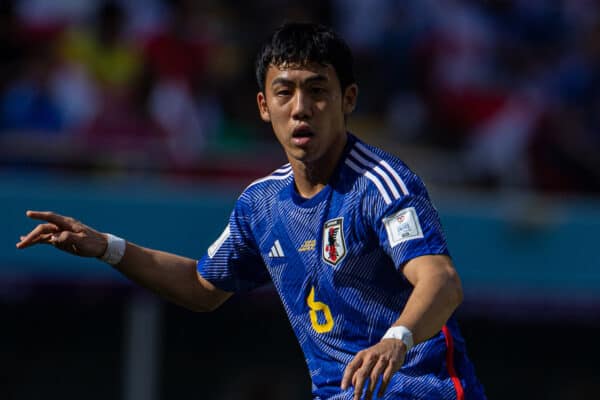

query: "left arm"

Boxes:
[392, 254, 463, 344]
[341, 254, 463, 400]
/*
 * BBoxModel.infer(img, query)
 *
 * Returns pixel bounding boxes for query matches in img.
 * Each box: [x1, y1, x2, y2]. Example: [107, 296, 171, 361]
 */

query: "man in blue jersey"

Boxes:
[17, 23, 485, 399]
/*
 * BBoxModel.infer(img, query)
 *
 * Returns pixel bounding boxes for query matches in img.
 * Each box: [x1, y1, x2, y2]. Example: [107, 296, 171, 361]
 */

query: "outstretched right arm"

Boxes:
[16, 210, 232, 312]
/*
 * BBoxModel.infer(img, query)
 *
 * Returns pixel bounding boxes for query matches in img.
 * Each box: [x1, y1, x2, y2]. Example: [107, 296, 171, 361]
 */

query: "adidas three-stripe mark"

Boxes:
[268, 240, 285, 257]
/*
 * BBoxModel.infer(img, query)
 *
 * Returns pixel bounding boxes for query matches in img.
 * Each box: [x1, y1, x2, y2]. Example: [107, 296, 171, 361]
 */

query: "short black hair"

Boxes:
[255, 22, 356, 93]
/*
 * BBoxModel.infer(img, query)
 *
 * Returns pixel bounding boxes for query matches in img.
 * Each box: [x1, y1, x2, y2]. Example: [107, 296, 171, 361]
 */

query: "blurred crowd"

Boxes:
[1, 0, 599, 193]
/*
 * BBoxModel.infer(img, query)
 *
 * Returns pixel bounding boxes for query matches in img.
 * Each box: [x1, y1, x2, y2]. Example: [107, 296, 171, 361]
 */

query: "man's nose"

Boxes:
[291, 91, 312, 120]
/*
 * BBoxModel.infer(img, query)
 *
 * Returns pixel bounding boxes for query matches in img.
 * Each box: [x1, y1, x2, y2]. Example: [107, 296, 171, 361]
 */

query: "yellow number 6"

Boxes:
[307, 286, 334, 333]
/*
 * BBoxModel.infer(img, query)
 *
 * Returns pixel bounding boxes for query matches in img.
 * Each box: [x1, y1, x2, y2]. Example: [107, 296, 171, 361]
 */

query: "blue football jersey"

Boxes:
[198, 134, 485, 399]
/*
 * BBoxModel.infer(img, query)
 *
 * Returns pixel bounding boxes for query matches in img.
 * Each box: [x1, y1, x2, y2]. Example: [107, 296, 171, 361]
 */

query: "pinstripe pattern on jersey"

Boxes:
[197, 134, 486, 400]
[198, 163, 294, 292]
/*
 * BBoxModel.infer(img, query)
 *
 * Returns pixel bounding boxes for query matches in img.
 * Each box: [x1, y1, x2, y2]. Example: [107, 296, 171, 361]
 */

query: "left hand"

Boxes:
[341, 339, 407, 400]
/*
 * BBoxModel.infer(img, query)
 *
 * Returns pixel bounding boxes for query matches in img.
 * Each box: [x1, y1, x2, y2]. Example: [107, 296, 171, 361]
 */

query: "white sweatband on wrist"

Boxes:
[99, 234, 126, 265]
[382, 326, 414, 351]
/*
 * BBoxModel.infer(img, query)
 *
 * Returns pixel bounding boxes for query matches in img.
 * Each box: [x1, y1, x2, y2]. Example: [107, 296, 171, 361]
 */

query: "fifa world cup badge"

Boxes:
[322, 217, 346, 266]
[383, 207, 424, 247]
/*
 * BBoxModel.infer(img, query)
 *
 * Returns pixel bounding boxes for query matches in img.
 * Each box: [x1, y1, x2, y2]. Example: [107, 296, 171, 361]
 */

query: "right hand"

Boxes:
[16, 211, 108, 258]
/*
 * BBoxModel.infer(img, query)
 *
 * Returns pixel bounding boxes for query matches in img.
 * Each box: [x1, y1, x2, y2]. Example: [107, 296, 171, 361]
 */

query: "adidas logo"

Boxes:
[268, 240, 285, 258]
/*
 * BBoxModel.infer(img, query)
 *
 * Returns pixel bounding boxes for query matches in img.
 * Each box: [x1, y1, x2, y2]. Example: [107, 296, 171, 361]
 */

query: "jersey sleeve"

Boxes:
[196, 196, 269, 292]
[366, 174, 449, 269]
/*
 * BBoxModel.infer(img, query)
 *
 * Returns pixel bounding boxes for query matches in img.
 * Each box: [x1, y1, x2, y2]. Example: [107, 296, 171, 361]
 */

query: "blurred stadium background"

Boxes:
[1, 0, 599, 399]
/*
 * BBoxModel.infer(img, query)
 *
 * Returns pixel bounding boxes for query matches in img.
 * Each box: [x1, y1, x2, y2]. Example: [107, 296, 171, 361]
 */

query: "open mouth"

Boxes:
[292, 126, 315, 138]
[291, 126, 315, 146]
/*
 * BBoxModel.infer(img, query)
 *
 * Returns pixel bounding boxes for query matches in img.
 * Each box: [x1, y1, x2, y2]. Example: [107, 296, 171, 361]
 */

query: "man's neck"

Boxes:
[290, 134, 348, 199]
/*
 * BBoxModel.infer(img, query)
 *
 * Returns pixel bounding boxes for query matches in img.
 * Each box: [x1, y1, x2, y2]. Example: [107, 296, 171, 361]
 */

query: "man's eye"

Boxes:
[276, 89, 292, 96]
[311, 87, 326, 95]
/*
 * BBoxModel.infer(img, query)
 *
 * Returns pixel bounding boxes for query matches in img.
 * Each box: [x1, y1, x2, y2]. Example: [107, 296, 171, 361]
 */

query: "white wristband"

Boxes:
[99, 234, 126, 265]
[382, 326, 414, 351]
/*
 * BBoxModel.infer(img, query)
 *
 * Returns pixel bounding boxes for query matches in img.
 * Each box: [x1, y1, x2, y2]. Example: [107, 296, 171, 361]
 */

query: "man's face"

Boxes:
[257, 63, 357, 164]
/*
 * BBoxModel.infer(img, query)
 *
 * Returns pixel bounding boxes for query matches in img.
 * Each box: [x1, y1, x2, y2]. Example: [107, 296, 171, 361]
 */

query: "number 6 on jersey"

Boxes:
[307, 286, 334, 333]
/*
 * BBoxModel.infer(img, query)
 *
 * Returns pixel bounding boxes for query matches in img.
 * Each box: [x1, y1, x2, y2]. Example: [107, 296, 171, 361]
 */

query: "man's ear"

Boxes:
[257, 92, 271, 122]
[342, 84, 358, 115]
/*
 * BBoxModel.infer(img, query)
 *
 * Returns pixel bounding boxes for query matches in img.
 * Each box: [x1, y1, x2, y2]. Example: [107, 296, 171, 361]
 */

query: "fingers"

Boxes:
[352, 355, 377, 400]
[342, 340, 407, 399]
[18, 210, 103, 257]
[25, 210, 77, 231]
[365, 358, 387, 400]
[49, 230, 81, 254]
[16, 223, 59, 249]
[377, 363, 395, 399]
[341, 353, 363, 390]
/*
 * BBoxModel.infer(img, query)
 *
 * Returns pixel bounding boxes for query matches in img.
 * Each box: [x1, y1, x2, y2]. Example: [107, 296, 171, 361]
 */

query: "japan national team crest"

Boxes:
[322, 217, 346, 266]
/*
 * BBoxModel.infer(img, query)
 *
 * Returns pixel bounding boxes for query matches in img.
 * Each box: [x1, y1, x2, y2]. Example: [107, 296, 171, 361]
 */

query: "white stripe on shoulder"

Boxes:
[354, 142, 409, 195]
[272, 164, 292, 175]
[245, 165, 293, 190]
[349, 149, 401, 200]
[345, 158, 392, 205]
